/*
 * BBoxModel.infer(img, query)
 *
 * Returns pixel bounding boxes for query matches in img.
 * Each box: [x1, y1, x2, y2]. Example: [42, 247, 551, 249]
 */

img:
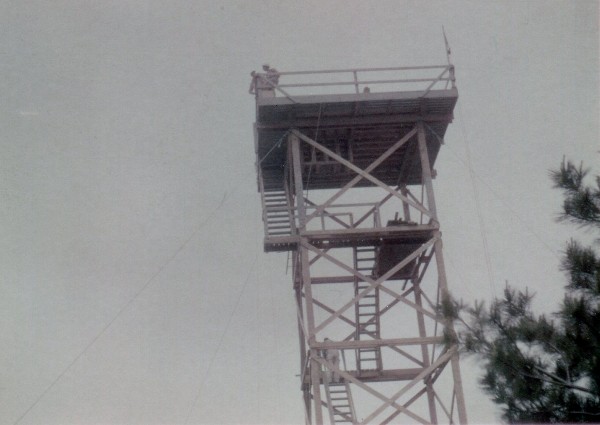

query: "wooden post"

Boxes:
[302, 244, 323, 424]
[400, 185, 411, 222]
[414, 283, 438, 424]
[417, 121, 437, 221]
[290, 133, 306, 229]
[434, 238, 468, 424]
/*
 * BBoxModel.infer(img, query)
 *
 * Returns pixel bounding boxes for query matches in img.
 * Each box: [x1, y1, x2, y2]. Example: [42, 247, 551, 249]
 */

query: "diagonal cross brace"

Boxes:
[291, 129, 434, 224]
[308, 294, 357, 328]
[302, 237, 441, 335]
[338, 286, 428, 367]
[313, 355, 432, 425]
[307, 240, 440, 334]
[358, 347, 457, 424]
[380, 387, 430, 425]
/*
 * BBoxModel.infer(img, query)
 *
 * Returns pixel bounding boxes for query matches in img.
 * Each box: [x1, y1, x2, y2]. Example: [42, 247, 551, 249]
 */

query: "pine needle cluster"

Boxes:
[445, 160, 600, 423]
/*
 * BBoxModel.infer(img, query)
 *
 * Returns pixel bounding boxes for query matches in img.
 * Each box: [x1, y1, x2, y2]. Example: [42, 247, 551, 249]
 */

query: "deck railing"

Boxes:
[252, 64, 455, 103]
[305, 203, 382, 232]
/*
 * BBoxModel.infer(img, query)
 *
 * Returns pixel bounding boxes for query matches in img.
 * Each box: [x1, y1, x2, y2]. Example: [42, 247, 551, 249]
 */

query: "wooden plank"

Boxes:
[256, 113, 454, 130]
[417, 121, 438, 219]
[257, 87, 458, 107]
[314, 336, 443, 350]
[291, 133, 306, 227]
[300, 224, 436, 240]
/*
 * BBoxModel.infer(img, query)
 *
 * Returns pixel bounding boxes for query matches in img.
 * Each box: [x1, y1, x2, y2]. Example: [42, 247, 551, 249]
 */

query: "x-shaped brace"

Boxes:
[313, 347, 456, 424]
[290, 128, 434, 226]
[301, 237, 442, 335]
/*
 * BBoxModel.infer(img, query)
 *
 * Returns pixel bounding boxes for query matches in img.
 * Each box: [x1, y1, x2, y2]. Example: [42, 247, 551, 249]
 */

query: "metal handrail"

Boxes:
[277, 77, 452, 89]
[304, 202, 381, 230]
[277, 65, 449, 76]
[252, 64, 456, 102]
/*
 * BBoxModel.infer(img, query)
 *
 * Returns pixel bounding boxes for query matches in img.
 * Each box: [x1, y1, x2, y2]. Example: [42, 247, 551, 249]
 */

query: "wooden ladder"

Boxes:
[354, 246, 383, 373]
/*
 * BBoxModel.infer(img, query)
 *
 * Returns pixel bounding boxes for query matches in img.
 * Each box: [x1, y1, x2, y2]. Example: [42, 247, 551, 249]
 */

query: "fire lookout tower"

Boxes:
[250, 61, 468, 424]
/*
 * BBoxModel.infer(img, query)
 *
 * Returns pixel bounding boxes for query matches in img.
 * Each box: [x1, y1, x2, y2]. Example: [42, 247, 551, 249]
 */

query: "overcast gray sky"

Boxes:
[1, 1, 598, 424]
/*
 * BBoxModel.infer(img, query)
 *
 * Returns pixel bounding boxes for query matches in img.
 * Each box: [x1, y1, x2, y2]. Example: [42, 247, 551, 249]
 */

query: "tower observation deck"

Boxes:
[251, 64, 467, 424]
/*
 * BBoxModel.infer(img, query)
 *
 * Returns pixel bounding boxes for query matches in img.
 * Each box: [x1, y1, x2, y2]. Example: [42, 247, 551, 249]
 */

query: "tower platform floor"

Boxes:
[256, 88, 458, 190]
[264, 223, 437, 253]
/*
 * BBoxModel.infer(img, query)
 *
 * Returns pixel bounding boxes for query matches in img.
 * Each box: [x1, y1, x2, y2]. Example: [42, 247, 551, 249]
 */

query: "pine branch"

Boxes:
[533, 365, 596, 396]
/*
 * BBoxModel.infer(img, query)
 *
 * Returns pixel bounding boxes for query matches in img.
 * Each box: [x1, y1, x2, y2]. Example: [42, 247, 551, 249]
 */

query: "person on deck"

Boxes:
[249, 64, 280, 98]
[324, 338, 341, 383]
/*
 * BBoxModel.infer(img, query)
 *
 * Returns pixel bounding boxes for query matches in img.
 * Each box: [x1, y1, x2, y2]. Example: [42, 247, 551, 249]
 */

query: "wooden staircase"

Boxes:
[324, 381, 357, 425]
[263, 189, 293, 237]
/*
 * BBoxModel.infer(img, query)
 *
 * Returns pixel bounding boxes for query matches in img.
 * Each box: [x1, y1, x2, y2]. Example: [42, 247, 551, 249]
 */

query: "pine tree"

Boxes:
[444, 159, 600, 423]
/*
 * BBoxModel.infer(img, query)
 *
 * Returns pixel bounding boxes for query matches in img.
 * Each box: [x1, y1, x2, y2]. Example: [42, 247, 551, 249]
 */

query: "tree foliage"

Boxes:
[445, 159, 600, 423]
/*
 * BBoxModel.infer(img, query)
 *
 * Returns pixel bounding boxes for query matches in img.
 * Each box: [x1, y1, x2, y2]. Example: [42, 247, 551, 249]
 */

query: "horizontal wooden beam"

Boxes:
[306, 368, 425, 385]
[257, 113, 453, 130]
[301, 225, 437, 241]
[312, 336, 443, 350]
[311, 276, 357, 284]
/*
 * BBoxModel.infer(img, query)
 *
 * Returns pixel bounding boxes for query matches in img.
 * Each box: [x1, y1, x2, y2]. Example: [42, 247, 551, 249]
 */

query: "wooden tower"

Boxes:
[250, 63, 468, 424]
